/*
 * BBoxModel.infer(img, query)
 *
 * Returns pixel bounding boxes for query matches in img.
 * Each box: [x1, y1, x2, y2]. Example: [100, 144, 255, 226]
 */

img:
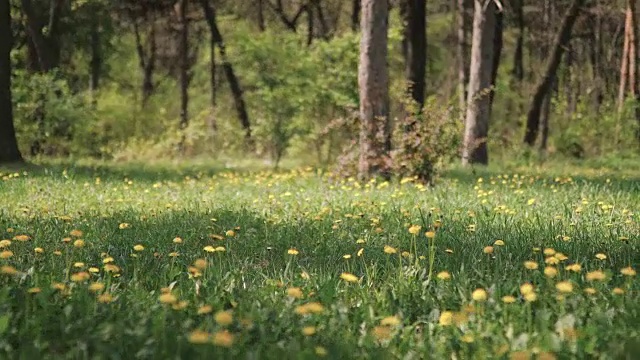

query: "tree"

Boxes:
[0, 0, 23, 163]
[401, 0, 427, 110]
[511, 0, 524, 82]
[523, 0, 585, 146]
[358, 0, 390, 179]
[456, 0, 470, 112]
[178, 0, 190, 135]
[462, 0, 499, 165]
[21, 0, 64, 72]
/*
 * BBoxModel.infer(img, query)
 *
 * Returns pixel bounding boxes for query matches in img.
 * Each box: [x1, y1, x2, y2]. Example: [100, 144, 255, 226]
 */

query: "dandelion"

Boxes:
[586, 270, 607, 281]
[173, 237, 183, 244]
[595, 253, 607, 260]
[0, 250, 13, 259]
[584, 287, 597, 295]
[510, 351, 531, 360]
[524, 293, 537, 302]
[523, 261, 538, 270]
[118, 223, 130, 229]
[315, 346, 328, 357]
[103, 264, 120, 273]
[621, 267, 636, 276]
[1, 266, 18, 275]
[383, 245, 397, 254]
[13, 234, 30, 241]
[408, 225, 421, 235]
[520, 283, 534, 295]
[372, 326, 392, 340]
[461, 334, 475, 343]
[342, 254, 352, 259]
[188, 330, 211, 344]
[89, 282, 105, 292]
[294, 302, 324, 315]
[225, 230, 236, 237]
[197, 305, 213, 315]
[301, 326, 316, 336]
[439, 311, 453, 326]
[494, 240, 505, 246]
[103, 257, 114, 264]
[545, 257, 560, 265]
[203, 246, 215, 253]
[544, 266, 558, 278]
[300, 271, 310, 280]
[168, 252, 180, 257]
[554, 253, 568, 261]
[543, 248, 556, 256]
[70, 229, 83, 237]
[194, 259, 207, 270]
[0, 240, 10, 248]
[357, 248, 364, 257]
[483, 246, 494, 254]
[565, 263, 582, 272]
[214, 310, 233, 326]
[287, 248, 299, 255]
[159, 293, 178, 304]
[73, 262, 85, 268]
[612, 288, 625, 295]
[27, 287, 41, 294]
[472, 288, 488, 302]
[172, 300, 189, 310]
[212, 330, 234, 347]
[555, 281, 573, 293]
[436, 271, 451, 280]
[88, 267, 100, 273]
[97, 293, 114, 304]
[286, 287, 304, 299]
[51, 282, 66, 291]
[70, 272, 91, 282]
[380, 315, 401, 327]
[502, 295, 516, 304]
[133, 244, 144, 252]
[425, 231, 436, 238]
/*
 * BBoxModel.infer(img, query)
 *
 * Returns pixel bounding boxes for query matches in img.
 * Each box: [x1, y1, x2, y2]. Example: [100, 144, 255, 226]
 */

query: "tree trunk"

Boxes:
[89, 12, 101, 106]
[488, 10, 503, 114]
[133, 20, 157, 107]
[523, 0, 585, 146]
[618, 4, 632, 113]
[402, 0, 427, 110]
[539, 87, 552, 152]
[178, 0, 189, 134]
[462, 0, 497, 166]
[257, 0, 266, 31]
[0, 0, 23, 163]
[208, 25, 217, 131]
[200, 0, 252, 142]
[456, 0, 470, 112]
[306, 4, 314, 46]
[358, 0, 390, 180]
[21, 0, 63, 72]
[351, 0, 360, 32]
[511, 0, 524, 82]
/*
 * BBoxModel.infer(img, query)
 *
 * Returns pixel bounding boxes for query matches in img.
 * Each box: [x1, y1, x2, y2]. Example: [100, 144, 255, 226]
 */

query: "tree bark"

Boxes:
[306, 4, 314, 46]
[257, 0, 266, 31]
[402, 0, 427, 110]
[462, 0, 498, 166]
[133, 20, 157, 107]
[358, 0, 390, 180]
[89, 11, 101, 106]
[200, 0, 252, 142]
[351, 0, 360, 32]
[618, 4, 632, 113]
[456, 0, 470, 112]
[488, 9, 503, 114]
[178, 0, 189, 134]
[21, 0, 63, 72]
[0, 0, 23, 163]
[523, 0, 585, 146]
[511, 0, 524, 82]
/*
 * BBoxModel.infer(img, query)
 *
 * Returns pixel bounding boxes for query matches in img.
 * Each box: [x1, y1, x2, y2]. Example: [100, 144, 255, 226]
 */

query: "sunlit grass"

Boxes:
[0, 161, 638, 359]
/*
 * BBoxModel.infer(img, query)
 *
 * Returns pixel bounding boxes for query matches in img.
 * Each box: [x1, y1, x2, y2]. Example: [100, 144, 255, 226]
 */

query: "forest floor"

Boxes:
[0, 159, 639, 359]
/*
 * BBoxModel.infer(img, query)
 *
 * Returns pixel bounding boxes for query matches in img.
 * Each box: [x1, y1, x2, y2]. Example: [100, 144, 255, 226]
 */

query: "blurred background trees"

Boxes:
[1, 0, 639, 179]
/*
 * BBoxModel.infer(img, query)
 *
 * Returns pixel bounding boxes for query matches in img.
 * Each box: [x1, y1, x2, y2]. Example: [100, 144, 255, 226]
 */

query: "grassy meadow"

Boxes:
[0, 161, 639, 359]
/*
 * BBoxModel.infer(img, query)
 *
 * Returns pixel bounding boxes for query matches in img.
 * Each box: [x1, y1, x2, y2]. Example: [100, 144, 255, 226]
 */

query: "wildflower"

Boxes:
[543, 248, 556, 256]
[173, 237, 183, 244]
[315, 346, 328, 357]
[103, 264, 120, 273]
[342, 254, 352, 259]
[436, 271, 451, 280]
[612, 288, 625, 295]
[425, 231, 436, 238]
[502, 295, 516, 304]
[89, 282, 105, 292]
[133, 244, 144, 252]
[586, 270, 607, 281]
[27, 287, 41, 294]
[554, 253, 568, 261]
[88, 267, 100, 273]
[494, 240, 505, 246]
[472, 288, 488, 302]
[523, 261, 538, 270]
[0, 240, 10, 248]
[1, 266, 18, 275]
[621, 267, 636, 276]
[357, 248, 364, 257]
[544, 266, 558, 278]
[445, 249, 454, 254]
[286, 287, 304, 299]
[461, 334, 475, 343]
[383, 245, 397, 254]
[408, 225, 421, 235]
[520, 283, 534, 295]
[225, 230, 236, 237]
[214, 310, 233, 326]
[70, 272, 91, 282]
[380, 315, 401, 327]
[212, 330, 234, 347]
[214, 246, 225, 252]
[356, 238, 366, 244]
[483, 246, 494, 254]
[555, 281, 573, 293]
[194, 259, 207, 270]
[439, 311, 453, 326]
[172, 300, 189, 310]
[118, 223, 130, 229]
[595, 253, 607, 260]
[524, 293, 537, 302]
[510, 351, 531, 360]
[340, 272, 359, 283]
[301, 326, 316, 336]
[372, 326, 392, 340]
[188, 330, 210, 344]
[545, 257, 560, 265]
[300, 271, 310, 280]
[565, 263, 582, 272]
[287, 248, 299, 255]
[197, 305, 213, 315]
[70, 229, 83, 237]
[13, 235, 30, 241]
[97, 293, 114, 303]
[203, 246, 215, 253]
[401, 251, 411, 258]
[51, 282, 66, 291]
[102, 257, 114, 264]
[294, 302, 325, 315]
[159, 293, 178, 304]
[53, 250, 62, 256]
[73, 262, 85, 268]
[584, 287, 597, 295]
[168, 252, 179, 257]
[0, 250, 13, 259]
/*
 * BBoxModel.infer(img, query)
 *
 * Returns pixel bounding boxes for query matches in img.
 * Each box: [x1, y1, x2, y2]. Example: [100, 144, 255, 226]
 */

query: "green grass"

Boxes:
[0, 160, 639, 359]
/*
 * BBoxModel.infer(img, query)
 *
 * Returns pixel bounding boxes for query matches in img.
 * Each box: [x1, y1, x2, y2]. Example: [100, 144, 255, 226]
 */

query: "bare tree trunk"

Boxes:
[351, 0, 360, 32]
[456, 0, 469, 112]
[488, 9, 503, 114]
[0, 0, 23, 163]
[306, 4, 314, 46]
[200, 0, 252, 143]
[133, 20, 157, 107]
[523, 0, 585, 146]
[178, 0, 189, 135]
[21, 0, 64, 72]
[402, 0, 427, 110]
[511, 0, 524, 82]
[257, 0, 266, 31]
[208, 25, 217, 131]
[89, 8, 101, 107]
[358, 0, 390, 180]
[462, 0, 497, 166]
[618, 4, 632, 113]
[539, 85, 552, 152]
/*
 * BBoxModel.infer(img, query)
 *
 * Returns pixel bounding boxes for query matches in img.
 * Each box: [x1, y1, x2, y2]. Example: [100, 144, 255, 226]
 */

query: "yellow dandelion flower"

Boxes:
[372, 326, 392, 340]
[1, 266, 18, 275]
[159, 293, 178, 304]
[555, 281, 573, 293]
[439, 311, 453, 326]
[197, 305, 213, 315]
[214, 246, 225, 252]
[315, 346, 328, 357]
[102, 257, 114, 264]
[425, 231, 436, 239]
[436, 271, 451, 280]
[343, 254, 352, 259]
[97, 293, 114, 304]
[356, 238, 366, 244]
[13, 234, 30, 241]
[225, 230, 236, 237]
[62, 237, 71, 243]
[0, 240, 11, 248]
[70, 229, 83, 237]
[300, 271, 310, 280]
[537, 352, 557, 360]
[380, 315, 401, 327]
[584, 287, 597, 295]
[520, 283, 534, 295]
[103, 264, 120, 273]
[51, 282, 66, 291]
[357, 248, 364, 257]
[194, 259, 207, 270]
[294, 302, 325, 315]
[286, 287, 304, 299]
[483, 246, 494, 254]
[554, 253, 568, 261]
[214, 310, 233, 326]
[133, 244, 144, 252]
[494, 240, 505, 246]
[545, 257, 560, 265]
[88, 267, 100, 273]
[586, 270, 606, 281]
[287, 248, 299, 255]
[118, 223, 130, 229]
[340, 272, 359, 283]
[510, 351, 531, 360]
[168, 252, 179, 257]
[212, 330, 234, 347]
[612, 288, 624, 295]
[27, 287, 41, 294]
[565, 263, 582, 272]
[203, 246, 215, 253]
[523, 261, 538, 270]
[73, 262, 85, 268]
[70, 272, 91, 282]
[301, 326, 316, 336]
[544, 266, 558, 278]
[620, 267, 636, 276]
[89, 282, 105, 292]
[461, 334, 475, 343]
[502, 295, 516, 304]
[408, 225, 421, 235]
[543, 248, 556, 256]
[472, 288, 488, 302]
[173, 237, 183, 244]
[383, 245, 397, 254]
[445, 248, 454, 254]
[524, 292, 537, 302]
[401, 251, 411, 258]
[188, 330, 211, 344]
[0, 250, 13, 259]
[53, 250, 62, 256]
[172, 300, 189, 310]
[595, 253, 607, 260]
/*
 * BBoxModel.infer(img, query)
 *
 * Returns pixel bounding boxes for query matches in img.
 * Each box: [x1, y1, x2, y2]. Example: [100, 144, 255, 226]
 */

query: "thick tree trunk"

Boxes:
[523, 0, 585, 146]
[488, 10, 503, 114]
[351, 0, 360, 32]
[178, 0, 189, 133]
[511, 0, 524, 82]
[462, 0, 497, 166]
[402, 0, 427, 110]
[358, 0, 390, 180]
[0, 0, 23, 163]
[200, 0, 252, 142]
[456, 0, 470, 112]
